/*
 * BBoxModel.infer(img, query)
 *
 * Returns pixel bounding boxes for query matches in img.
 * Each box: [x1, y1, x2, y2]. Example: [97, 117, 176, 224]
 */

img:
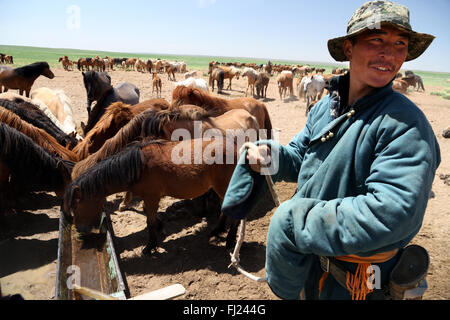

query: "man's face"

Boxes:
[344, 25, 409, 88]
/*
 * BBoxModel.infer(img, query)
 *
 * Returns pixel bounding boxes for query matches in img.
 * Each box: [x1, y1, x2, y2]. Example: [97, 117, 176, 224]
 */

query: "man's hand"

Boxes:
[246, 144, 271, 173]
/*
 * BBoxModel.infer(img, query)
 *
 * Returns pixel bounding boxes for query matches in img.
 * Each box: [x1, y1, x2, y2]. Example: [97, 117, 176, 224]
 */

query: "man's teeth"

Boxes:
[375, 66, 389, 71]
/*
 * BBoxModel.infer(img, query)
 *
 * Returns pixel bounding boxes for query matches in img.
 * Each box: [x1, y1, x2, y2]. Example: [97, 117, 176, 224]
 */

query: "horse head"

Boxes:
[62, 183, 103, 233]
[82, 71, 112, 112]
[41, 62, 55, 79]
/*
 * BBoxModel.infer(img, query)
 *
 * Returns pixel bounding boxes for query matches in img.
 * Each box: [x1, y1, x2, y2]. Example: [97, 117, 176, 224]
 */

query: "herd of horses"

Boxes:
[0, 55, 429, 257]
[0, 60, 276, 257]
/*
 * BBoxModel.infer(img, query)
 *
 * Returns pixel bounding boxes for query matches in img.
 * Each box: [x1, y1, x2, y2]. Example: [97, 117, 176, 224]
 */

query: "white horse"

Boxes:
[0, 91, 69, 135]
[30, 87, 82, 140]
[174, 77, 209, 92]
[184, 70, 198, 79]
[304, 75, 326, 109]
[241, 67, 259, 97]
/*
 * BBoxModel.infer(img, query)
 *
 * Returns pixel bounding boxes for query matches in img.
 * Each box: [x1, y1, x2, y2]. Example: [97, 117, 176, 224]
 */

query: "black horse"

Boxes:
[81, 71, 140, 135]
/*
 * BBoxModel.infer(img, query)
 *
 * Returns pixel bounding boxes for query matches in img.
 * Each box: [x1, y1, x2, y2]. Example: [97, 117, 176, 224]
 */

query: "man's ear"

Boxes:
[343, 39, 353, 61]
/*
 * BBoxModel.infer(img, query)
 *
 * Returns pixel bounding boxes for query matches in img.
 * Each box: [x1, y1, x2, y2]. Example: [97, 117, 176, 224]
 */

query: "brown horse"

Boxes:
[0, 107, 79, 162]
[401, 75, 425, 92]
[77, 58, 94, 71]
[152, 73, 162, 98]
[209, 67, 225, 93]
[63, 137, 239, 255]
[171, 85, 273, 139]
[0, 123, 73, 230]
[72, 98, 169, 160]
[59, 56, 72, 71]
[166, 65, 176, 81]
[72, 106, 259, 178]
[0, 62, 54, 97]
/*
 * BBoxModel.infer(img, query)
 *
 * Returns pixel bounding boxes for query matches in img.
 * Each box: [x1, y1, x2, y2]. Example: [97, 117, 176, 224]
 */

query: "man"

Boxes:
[222, 1, 441, 300]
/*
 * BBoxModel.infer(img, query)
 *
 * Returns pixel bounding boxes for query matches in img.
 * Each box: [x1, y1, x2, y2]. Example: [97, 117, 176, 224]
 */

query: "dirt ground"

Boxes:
[0, 67, 449, 300]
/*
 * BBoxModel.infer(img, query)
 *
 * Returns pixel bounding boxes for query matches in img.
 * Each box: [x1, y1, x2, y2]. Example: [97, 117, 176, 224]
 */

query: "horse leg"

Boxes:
[142, 195, 161, 255]
[119, 191, 134, 211]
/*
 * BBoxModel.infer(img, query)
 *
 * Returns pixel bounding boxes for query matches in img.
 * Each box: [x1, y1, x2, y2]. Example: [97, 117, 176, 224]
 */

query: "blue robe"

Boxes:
[222, 75, 441, 299]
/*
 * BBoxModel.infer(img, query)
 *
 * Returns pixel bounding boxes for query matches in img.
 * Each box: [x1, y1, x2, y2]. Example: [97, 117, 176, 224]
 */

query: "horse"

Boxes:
[152, 73, 162, 98]
[72, 98, 169, 160]
[212, 65, 240, 91]
[171, 85, 273, 139]
[4, 56, 13, 64]
[0, 91, 80, 143]
[77, 58, 92, 71]
[401, 75, 425, 92]
[0, 62, 54, 97]
[175, 77, 209, 92]
[276, 71, 294, 100]
[81, 71, 140, 135]
[0, 97, 79, 150]
[304, 75, 326, 113]
[93, 57, 105, 72]
[241, 67, 259, 97]
[0, 106, 79, 162]
[255, 72, 270, 99]
[209, 68, 225, 93]
[166, 65, 176, 81]
[0, 123, 73, 226]
[30, 87, 81, 139]
[63, 137, 240, 255]
[58, 56, 73, 71]
[393, 79, 409, 94]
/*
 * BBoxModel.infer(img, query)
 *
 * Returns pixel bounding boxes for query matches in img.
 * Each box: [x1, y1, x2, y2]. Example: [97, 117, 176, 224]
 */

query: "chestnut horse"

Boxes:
[0, 107, 79, 162]
[0, 123, 73, 227]
[171, 85, 273, 139]
[0, 97, 79, 150]
[0, 62, 54, 97]
[72, 98, 169, 160]
[63, 137, 239, 255]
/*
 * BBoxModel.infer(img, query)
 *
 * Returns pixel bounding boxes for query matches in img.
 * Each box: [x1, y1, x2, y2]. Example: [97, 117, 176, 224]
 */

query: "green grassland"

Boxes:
[1, 44, 449, 89]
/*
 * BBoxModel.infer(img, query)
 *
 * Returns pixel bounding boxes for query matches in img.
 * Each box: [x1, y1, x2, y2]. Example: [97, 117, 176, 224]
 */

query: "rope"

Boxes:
[228, 143, 281, 282]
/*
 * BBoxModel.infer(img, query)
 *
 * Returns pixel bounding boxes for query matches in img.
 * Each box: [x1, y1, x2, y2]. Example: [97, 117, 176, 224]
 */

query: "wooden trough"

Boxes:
[55, 211, 128, 300]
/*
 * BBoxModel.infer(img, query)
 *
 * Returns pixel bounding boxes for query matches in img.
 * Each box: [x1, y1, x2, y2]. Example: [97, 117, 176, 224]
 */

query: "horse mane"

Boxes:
[171, 86, 229, 113]
[0, 107, 79, 161]
[72, 101, 135, 160]
[0, 98, 78, 149]
[72, 107, 157, 178]
[65, 141, 145, 208]
[14, 62, 50, 78]
[0, 123, 71, 191]
[140, 105, 214, 137]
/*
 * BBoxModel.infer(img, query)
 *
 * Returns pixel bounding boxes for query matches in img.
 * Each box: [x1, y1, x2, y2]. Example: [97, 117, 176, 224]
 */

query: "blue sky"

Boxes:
[1, 0, 449, 72]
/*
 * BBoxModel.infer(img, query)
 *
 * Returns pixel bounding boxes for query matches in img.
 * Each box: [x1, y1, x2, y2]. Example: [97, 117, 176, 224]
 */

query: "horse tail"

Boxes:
[77, 59, 81, 71]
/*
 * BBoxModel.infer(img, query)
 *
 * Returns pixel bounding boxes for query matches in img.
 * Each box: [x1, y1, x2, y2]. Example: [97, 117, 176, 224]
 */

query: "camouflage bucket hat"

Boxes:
[328, 0, 435, 62]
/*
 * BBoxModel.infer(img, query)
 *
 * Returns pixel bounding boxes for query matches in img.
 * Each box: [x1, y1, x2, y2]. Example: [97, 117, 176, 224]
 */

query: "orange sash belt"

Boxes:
[319, 249, 399, 300]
